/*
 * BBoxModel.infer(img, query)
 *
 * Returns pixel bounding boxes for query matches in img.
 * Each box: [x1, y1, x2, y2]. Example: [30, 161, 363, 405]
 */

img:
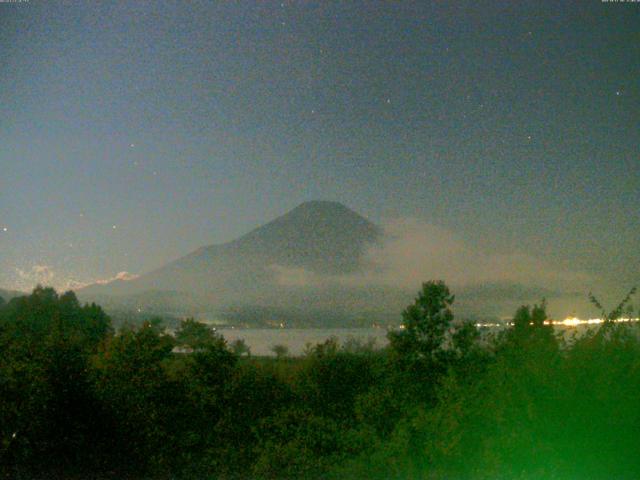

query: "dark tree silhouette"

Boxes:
[230, 338, 251, 357]
[388, 280, 454, 364]
[271, 343, 289, 359]
[174, 318, 220, 349]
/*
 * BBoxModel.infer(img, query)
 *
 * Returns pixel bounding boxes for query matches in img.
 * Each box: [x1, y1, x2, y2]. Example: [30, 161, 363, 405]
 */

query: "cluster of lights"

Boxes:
[470, 317, 640, 329]
[549, 317, 639, 327]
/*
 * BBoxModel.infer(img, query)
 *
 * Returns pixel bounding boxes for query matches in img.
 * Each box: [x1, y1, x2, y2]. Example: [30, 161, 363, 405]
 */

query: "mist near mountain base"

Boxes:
[271, 218, 595, 319]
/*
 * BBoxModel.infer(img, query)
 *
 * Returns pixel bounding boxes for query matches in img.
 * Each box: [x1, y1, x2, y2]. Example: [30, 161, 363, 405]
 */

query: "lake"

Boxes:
[217, 327, 390, 356]
[217, 321, 639, 356]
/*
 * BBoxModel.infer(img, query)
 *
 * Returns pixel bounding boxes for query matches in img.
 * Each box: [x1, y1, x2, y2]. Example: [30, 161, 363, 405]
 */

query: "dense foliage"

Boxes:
[1, 282, 639, 479]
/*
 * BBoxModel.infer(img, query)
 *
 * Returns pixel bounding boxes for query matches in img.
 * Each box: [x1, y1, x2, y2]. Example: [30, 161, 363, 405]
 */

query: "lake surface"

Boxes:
[217, 327, 390, 356]
[218, 322, 639, 356]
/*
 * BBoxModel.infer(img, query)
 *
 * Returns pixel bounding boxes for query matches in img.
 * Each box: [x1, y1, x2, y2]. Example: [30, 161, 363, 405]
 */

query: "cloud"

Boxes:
[349, 218, 591, 290]
[15, 264, 56, 289]
[9, 265, 139, 292]
[94, 271, 140, 285]
[270, 218, 591, 293]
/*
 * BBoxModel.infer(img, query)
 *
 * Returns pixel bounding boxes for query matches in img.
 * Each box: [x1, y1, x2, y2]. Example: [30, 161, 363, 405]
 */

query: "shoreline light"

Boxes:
[469, 317, 640, 329]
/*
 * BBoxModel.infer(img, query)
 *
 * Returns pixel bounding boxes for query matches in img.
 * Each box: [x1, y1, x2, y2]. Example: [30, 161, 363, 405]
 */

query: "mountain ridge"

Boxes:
[79, 201, 381, 301]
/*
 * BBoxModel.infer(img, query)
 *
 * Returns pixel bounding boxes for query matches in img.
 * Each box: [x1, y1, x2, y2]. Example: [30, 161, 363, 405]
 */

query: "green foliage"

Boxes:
[230, 337, 251, 356]
[296, 337, 380, 422]
[387, 281, 483, 406]
[91, 321, 176, 474]
[0, 287, 113, 477]
[501, 300, 557, 352]
[174, 317, 219, 349]
[338, 290, 640, 480]
[1, 282, 639, 479]
[388, 280, 455, 365]
[253, 407, 345, 479]
[271, 343, 289, 359]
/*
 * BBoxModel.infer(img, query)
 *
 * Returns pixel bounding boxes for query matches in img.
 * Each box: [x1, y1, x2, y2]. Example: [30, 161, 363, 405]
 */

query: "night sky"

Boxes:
[1, 1, 638, 302]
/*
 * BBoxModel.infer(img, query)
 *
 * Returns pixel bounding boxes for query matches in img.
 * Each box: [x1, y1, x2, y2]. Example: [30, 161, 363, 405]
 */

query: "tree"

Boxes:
[271, 344, 289, 359]
[0, 287, 114, 476]
[503, 300, 556, 352]
[252, 407, 347, 480]
[385, 281, 458, 404]
[297, 337, 378, 422]
[175, 318, 219, 349]
[91, 321, 176, 475]
[388, 280, 454, 365]
[589, 287, 636, 324]
[230, 338, 251, 357]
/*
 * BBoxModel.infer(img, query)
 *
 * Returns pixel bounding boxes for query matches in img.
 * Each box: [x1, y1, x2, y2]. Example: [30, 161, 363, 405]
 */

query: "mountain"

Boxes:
[0, 289, 25, 303]
[78, 201, 583, 325]
[79, 201, 385, 325]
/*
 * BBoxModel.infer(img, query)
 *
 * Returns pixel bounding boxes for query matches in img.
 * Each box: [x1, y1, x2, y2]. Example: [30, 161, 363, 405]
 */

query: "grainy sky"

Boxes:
[0, 1, 638, 298]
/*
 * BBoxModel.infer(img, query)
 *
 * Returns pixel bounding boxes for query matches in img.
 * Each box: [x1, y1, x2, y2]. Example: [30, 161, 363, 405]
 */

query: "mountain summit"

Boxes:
[80, 202, 382, 315]
[207, 200, 381, 275]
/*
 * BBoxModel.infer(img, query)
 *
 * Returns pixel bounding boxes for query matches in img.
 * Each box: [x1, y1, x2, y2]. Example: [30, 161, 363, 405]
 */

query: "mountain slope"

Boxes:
[80, 201, 382, 309]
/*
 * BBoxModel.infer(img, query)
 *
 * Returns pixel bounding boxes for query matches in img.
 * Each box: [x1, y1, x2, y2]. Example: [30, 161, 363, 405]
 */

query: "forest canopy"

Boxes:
[0, 282, 639, 479]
